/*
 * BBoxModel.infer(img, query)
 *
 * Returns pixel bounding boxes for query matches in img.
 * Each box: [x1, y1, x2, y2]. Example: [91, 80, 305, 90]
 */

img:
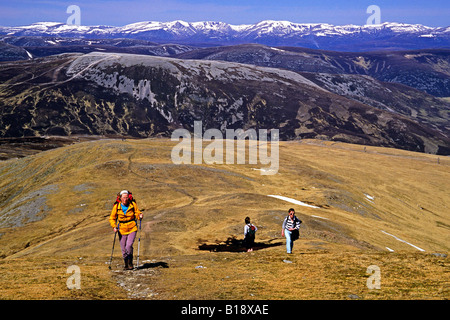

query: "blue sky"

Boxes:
[0, 0, 449, 27]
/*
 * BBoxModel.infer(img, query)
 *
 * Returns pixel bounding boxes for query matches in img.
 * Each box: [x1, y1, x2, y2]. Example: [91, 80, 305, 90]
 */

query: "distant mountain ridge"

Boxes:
[1, 20, 450, 51]
[1, 52, 449, 154]
[175, 44, 450, 98]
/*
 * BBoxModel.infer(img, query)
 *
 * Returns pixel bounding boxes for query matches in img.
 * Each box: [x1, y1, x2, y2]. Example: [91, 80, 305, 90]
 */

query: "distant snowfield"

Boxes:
[2, 20, 447, 52]
[2, 20, 443, 39]
[267, 194, 320, 209]
[311, 215, 329, 220]
[364, 193, 375, 203]
[65, 52, 327, 98]
[380, 230, 425, 252]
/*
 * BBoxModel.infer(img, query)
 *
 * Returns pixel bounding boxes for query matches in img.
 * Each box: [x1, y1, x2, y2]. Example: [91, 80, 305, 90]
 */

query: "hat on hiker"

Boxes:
[120, 190, 129, 196]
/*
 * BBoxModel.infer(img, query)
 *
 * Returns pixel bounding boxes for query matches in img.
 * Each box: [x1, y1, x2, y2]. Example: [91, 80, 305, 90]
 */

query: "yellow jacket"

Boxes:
[109, 201, 142, 235]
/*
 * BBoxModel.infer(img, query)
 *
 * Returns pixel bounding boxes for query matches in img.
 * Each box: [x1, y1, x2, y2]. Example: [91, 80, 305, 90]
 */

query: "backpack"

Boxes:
[247, 224, 256, 236]
[113, 191, 138, 225]
[113, 191, 137, 218]
[291, 229, 299, 241]
[114, 191, 136, 205]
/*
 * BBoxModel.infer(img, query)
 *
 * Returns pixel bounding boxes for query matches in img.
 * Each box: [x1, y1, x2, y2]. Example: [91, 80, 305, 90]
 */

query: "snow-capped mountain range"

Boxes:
[1, 20, 449, 51]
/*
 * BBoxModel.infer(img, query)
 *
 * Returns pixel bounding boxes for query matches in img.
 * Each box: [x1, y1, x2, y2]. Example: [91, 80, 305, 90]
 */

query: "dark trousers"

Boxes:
[243, 234, 255, 249]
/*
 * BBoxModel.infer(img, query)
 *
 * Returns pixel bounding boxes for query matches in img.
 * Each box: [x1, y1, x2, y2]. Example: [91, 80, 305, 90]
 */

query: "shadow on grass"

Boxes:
[198, 236, 282, 252]
[136, 261, 169, 270]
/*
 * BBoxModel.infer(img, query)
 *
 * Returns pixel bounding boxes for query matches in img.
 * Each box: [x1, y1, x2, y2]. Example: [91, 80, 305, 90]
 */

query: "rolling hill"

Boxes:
[0, 138, 448, 299]
[1, 52, 449, 155]
[175, 44, 450, 97]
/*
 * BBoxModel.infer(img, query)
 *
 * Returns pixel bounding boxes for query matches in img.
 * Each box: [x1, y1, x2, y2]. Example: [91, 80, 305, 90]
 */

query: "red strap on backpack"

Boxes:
[115, 191, 133, 204]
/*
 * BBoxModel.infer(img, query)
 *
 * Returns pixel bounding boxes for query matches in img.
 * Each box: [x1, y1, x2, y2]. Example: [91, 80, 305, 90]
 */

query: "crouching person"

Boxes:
[109, 190, 143, 270]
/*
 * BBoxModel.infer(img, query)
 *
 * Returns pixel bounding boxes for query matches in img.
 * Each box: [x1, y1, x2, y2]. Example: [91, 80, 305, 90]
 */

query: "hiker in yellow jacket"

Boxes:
[109, 190, 143, 270]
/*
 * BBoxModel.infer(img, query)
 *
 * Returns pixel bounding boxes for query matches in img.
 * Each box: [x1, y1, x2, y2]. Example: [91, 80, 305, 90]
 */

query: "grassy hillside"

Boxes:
[0, 138, 448, 299]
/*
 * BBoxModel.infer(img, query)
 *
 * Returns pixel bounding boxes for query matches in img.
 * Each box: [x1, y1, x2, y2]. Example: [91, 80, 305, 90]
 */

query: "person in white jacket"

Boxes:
[244, 217, 257, 252]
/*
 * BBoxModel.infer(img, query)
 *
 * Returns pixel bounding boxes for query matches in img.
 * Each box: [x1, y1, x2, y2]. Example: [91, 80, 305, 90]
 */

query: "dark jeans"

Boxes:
[244, 234, 255, 249]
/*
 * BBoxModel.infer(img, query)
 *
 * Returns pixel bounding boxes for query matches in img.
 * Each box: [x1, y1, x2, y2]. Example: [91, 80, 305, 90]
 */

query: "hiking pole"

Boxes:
[136, 218, 142, 269]
[108, 229, 118, 270]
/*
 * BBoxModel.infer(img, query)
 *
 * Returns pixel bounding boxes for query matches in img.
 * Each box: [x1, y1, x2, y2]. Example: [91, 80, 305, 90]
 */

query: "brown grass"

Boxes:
[0, 138, 448, 299]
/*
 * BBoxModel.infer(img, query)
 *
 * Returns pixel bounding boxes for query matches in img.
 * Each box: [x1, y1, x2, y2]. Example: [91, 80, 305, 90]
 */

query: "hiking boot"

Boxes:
[126, 255, 134, 270]
[123, 258, 129, 270]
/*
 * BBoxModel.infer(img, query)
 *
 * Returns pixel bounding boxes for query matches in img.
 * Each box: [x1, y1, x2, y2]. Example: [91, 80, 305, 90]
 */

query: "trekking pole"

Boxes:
[108, 230, 118, 270]
[136, 218, 142, 269]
